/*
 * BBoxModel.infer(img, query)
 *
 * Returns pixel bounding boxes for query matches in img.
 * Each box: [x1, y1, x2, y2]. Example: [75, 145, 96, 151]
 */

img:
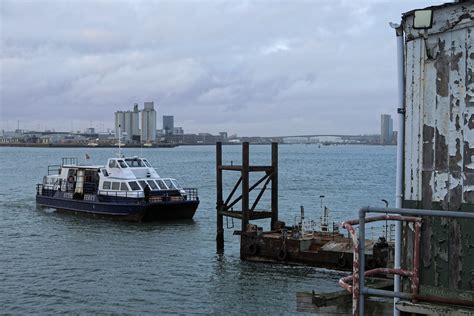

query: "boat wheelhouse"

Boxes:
[36, 156, 199, 221]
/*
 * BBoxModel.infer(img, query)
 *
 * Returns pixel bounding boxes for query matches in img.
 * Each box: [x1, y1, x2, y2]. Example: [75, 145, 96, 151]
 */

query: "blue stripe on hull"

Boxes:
[36, 196, 199, 222]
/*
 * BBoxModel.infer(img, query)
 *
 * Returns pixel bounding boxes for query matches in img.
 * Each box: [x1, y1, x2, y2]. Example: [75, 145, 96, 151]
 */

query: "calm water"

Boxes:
[0, 144, 396, 314]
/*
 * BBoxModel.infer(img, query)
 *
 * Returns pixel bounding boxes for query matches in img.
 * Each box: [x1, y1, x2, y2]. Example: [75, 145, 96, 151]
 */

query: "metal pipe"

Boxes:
[363, 287, 413, 300]
[392, 21, 405, 316]
[362, 206, 474, 219]
[341, 221, 359, 315]
[362, 288, 474, 308]
[358, 209, 366, 316]
[412, 221, 421, 301]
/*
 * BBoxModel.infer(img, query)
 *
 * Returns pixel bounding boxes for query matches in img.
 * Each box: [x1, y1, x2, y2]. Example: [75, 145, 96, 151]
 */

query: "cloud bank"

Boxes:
[0, 0, 436, 135]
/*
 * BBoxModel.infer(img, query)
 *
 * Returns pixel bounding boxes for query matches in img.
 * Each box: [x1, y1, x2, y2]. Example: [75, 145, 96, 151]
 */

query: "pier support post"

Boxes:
[271, 142, 278, 230]
[242, 142, 250, 232]
[216, 142, 224, 253]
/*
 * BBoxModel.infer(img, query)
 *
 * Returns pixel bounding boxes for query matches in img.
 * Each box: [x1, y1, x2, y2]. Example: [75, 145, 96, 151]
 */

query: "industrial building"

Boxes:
[380, 114, 393, 145]
[114, 102, 156, 143]
[141, 102, 157, 142]
[114, 103, 140, 141]
[163, 115, 174, 135]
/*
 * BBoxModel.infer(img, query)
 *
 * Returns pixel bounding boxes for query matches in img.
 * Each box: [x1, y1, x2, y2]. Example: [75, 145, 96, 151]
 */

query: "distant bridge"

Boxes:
[268, 134, 364, 138]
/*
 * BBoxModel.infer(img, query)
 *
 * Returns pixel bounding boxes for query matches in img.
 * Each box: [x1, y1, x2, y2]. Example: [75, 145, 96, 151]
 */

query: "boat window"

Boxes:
[146, 180, 158, 190]
[112, 182, 120, 190]
[164, 179, 176, 189]
[128, 181, 140, 191]
[155, 180, 167, 190]
[138, 180, 148, 190]
[120, 182, 129, 191]
[125, 158, 144, 167]
[171, 179, 182, 189]
[101, 169, 109, 176]
[108, 160, 118, 168]
[103, 181, 111, 190]
[118, 160, 127, 168]
[142, 159, 151, 167]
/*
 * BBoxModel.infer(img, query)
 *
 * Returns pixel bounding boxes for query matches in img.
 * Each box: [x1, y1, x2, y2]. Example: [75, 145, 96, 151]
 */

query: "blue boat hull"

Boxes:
[36, 195, 199, 222]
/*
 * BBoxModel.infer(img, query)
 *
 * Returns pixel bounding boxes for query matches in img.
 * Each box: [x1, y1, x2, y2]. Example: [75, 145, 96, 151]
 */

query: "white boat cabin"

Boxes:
[42, 156, 185, 198]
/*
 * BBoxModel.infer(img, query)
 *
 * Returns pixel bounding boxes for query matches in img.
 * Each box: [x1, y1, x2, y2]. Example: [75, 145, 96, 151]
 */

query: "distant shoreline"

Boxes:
[0, 142, 396, 148]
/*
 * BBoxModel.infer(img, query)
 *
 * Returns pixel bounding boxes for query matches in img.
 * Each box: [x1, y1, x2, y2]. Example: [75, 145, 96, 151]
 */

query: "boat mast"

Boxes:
[118, 124, 122, 157]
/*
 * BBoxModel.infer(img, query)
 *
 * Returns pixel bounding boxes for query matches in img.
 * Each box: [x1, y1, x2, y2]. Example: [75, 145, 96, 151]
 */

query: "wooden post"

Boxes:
[271, 142, 278, 230]
[216, 142, 224, 253]
[242, 142, 250, 231]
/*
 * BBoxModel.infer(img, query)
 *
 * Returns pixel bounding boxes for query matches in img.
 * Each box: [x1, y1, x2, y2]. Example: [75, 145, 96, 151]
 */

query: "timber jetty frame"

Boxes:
[216, 142, 278, 255]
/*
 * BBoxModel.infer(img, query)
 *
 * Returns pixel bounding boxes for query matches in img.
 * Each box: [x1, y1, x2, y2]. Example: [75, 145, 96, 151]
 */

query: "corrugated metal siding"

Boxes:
[403, 2, 474, 296]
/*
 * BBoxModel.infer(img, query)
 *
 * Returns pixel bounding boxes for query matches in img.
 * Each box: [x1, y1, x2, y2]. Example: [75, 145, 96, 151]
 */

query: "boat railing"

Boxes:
[61, 157, 78, 166]
[183, 188, 199, 201]
[36, 184, 55, 197]
[97, 190, 144, 199]
[47, 165, 61, 175]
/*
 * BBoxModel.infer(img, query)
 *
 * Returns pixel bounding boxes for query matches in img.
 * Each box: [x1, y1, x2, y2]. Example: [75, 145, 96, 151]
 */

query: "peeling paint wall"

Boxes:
[402, 2, 474, 298]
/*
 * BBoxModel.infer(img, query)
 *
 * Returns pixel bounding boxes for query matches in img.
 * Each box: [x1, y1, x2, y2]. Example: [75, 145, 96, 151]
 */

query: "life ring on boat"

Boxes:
[248, 242, 259, 255]
[337, 256, 347, 268]
[277, 248, 287, 261]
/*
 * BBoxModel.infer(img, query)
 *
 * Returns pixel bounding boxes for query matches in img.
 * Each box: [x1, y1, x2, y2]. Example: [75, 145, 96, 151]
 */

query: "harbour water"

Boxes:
[0, 144, 395, 314]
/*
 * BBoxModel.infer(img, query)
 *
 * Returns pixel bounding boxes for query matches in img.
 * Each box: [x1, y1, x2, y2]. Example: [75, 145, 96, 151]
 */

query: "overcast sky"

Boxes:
[1, 0, 438, 136]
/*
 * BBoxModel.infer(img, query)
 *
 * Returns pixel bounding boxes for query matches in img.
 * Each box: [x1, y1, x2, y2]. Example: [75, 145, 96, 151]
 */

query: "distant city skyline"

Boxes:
[0, 1, 435, 136]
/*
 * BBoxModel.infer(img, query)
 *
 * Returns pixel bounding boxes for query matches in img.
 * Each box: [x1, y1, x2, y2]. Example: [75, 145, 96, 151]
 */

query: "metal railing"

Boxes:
[36, 184, 55, 197]
[338, 206, 474, 315]
[97, 190, 144, 199]
[183, 188, 198, 201]
[62, 157, 78, 166]
[47, 165, 61, 175]
[37, 184, 198, 203]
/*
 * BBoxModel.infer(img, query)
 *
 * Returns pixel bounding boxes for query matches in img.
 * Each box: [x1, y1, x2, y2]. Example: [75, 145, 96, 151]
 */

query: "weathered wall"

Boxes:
[402, 2, 474, 298]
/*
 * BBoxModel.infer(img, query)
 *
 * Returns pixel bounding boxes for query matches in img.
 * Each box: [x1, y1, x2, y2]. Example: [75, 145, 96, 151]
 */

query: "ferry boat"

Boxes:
[36, 156, 199, 221]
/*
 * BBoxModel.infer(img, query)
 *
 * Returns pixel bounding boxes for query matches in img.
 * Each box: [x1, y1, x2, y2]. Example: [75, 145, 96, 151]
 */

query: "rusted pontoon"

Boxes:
[216, 142, 392, 270]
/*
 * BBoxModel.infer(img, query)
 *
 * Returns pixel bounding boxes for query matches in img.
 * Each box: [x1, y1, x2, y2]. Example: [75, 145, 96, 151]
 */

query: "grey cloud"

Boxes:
[1, 0, 437, 135]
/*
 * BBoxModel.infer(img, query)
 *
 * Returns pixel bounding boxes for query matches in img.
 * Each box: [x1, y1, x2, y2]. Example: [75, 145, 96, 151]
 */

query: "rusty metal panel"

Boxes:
[402, 1, 474, 297]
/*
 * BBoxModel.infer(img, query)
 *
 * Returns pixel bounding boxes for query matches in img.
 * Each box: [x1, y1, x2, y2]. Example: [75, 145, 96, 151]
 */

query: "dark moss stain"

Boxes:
[464, 173, 474, 186]
[450, 96, 461, 124]
[450, 52, 463, 72]
[468, 114, 474, 129]
[435, 127, 448, 171]
[449, 138, 462, 173]
[450, 183, 463, 211]
[448, 219, 462, 289]
[467, 67, 474, 107]
[422, 171, 434, 207]
[421, 218, 433, 268]
[434, 39, 450, 97]
[463, 190, 474, 203]
[423, 125, 435, 170]
[463, 141, 474, 172]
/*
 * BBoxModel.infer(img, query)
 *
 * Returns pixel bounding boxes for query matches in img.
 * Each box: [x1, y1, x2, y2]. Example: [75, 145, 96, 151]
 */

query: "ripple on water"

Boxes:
[0, 145, 396, 314]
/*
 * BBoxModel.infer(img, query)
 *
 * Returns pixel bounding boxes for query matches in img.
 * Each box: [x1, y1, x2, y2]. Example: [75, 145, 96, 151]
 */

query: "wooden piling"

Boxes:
[216, 142, 224, 253]
[271, 142, 278, 230]
[216, 142, 279, 256]
[241, 142, 250, 232]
